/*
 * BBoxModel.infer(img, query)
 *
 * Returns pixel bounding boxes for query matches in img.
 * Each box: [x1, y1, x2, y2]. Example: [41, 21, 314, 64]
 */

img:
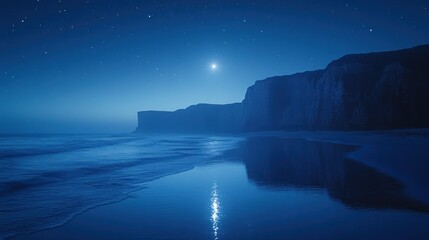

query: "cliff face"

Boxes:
[135, 103, 242, 133]
[136, 44, 429, 133]
[242, 44, 429, 131]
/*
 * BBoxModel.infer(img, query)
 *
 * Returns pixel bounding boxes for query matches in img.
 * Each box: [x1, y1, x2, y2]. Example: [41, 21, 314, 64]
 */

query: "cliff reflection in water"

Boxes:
[230, 137, 429, 213]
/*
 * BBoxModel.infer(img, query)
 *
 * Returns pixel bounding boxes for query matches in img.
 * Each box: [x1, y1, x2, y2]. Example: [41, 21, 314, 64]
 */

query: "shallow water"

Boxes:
[2, 134, 429, 239]
[0, 134, 240, 239]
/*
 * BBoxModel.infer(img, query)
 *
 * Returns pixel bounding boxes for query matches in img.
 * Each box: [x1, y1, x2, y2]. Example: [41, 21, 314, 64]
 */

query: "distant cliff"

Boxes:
[135, 44, 429, 133]
[136, 103, 242, 133]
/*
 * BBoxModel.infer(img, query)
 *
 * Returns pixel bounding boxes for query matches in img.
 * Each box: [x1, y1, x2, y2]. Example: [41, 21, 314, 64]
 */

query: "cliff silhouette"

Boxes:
[136, 44, 429, 133]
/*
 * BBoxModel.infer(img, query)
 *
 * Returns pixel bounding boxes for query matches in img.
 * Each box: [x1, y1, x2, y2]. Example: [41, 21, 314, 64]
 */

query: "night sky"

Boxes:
[1, 0, 429, 133]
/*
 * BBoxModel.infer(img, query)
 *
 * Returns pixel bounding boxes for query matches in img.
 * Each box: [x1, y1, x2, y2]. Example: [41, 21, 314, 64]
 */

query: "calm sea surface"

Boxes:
[1, 134, 429, 240]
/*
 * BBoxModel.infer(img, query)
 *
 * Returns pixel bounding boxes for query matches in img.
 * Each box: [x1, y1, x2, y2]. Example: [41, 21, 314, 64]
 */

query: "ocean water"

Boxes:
[1, 134, 429, 239]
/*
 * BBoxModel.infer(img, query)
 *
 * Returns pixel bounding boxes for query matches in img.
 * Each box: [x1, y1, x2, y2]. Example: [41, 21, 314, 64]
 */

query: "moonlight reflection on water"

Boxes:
[211, 182, 220, 240]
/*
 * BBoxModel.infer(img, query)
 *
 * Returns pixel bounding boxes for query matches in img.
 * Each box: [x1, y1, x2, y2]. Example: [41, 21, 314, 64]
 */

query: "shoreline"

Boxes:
[6, 129, 429, 239]
[244, 129, 429, 202]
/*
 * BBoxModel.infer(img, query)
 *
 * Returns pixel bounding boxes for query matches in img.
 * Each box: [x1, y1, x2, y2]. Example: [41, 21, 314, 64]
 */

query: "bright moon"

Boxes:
[211, 63, 217, 70]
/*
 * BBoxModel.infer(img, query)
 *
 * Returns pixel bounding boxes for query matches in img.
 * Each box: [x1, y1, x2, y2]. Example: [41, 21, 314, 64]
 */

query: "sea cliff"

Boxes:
[135, 45, 429, 133]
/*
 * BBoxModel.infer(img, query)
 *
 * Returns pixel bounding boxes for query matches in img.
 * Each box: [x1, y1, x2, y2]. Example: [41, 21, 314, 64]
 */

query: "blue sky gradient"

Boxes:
[1, 0, 429, 133]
